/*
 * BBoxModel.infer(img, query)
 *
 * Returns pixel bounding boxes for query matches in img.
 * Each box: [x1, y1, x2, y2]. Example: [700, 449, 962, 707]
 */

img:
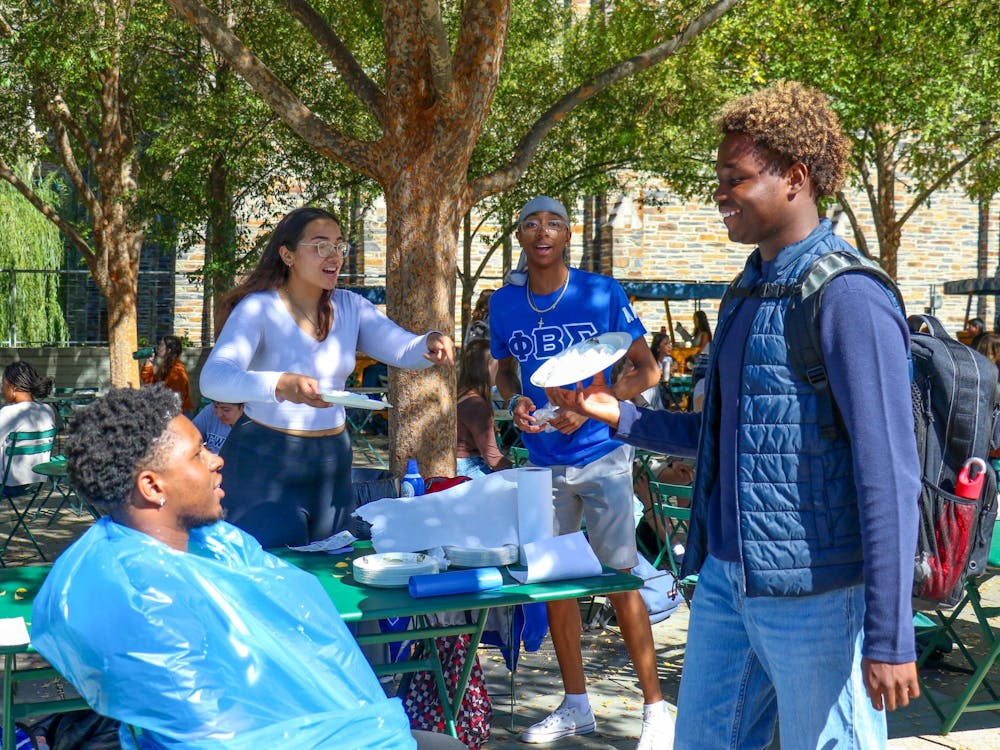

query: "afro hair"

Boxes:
[718, 80, 850, 199]
[65, 386, 181, 508]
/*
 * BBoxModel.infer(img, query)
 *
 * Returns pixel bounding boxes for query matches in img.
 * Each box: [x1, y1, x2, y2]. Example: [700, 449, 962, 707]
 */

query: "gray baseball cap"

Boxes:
[517, 196, 568, 225]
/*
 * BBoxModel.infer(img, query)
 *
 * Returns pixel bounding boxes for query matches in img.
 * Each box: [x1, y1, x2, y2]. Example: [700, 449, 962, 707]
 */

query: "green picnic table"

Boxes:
[0, 549, 640, 742]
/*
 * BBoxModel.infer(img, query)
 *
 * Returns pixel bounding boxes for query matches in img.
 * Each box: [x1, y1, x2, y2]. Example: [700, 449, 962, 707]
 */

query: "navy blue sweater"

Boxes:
[617, 269, 918, 664]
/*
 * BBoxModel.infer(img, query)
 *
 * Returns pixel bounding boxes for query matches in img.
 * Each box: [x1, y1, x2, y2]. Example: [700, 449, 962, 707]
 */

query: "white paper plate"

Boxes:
[352, 552, 438, 587]
[444, 544, 519, 568]
[321, 391, 392, 410]
[529, 332, 632, 388]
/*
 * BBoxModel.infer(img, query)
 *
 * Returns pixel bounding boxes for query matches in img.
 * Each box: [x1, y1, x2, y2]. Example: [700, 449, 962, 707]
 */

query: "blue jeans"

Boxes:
[675, 555, 887, 750]
[456, 456, 492, 479]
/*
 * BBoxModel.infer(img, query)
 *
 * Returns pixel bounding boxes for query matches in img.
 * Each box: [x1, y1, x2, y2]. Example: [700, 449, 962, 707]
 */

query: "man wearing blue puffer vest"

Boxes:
[546, 80, 921, 749]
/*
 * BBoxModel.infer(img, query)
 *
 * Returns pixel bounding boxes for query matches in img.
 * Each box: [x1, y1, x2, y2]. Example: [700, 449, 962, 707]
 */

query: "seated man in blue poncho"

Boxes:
[31, 385, 461, 750]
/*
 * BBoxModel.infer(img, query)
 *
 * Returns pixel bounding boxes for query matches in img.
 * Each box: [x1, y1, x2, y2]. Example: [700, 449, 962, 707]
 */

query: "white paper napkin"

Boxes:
[509, 531, 602, 583]
[354, 470, 521, 552]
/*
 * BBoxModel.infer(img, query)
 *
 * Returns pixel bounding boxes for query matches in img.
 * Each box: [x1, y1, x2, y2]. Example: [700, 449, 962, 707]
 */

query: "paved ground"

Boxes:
[476, 574, 1000, 749]
[4, 444, 999, 749]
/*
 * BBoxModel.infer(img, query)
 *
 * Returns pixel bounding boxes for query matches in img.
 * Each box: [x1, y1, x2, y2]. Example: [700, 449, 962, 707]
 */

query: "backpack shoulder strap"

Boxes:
[786, 250, 905, 438]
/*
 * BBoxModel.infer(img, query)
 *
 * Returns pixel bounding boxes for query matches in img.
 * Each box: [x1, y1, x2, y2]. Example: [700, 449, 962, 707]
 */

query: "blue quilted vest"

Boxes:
[681, 220, 866, 596]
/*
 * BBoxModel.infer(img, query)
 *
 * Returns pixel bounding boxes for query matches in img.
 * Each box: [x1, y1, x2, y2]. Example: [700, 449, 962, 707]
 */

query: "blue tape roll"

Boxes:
[408, 567, 503, 598]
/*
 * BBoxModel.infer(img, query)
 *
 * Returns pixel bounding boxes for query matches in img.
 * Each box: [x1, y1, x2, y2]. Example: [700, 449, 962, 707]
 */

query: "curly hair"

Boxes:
[65, 386, 181, 508]
[3, 361, 53, 400]
[718, 80, 850, 199]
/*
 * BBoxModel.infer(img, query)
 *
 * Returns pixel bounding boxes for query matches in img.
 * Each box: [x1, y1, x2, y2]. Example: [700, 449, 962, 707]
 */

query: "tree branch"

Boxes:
[0, 156, 95, 264]
[164, 0, 380, 180]
[48, 91, 99, 167]
[36, 98, 102, 221]
[281, 0, 387, 126]
[834, 191, 869, 259]
[450, 0, 509, 132]
[898, 131, 1000, 227]
[418, 0, 453, 103]
[470, 0, 741, 201]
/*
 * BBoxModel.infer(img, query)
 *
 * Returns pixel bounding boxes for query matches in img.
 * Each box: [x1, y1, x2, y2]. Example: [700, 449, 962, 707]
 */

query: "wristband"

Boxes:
[507, 394, 525, 416]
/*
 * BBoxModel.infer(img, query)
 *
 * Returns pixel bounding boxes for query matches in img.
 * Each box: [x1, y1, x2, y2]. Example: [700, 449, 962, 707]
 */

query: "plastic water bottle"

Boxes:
[400, 458, 424, 497]
[956, 457, 987, 499]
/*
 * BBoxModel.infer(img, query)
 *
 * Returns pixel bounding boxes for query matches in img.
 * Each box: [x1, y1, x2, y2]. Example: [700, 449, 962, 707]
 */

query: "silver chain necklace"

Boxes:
[525, 269, 571, 327]
[281, 287, 321, 333]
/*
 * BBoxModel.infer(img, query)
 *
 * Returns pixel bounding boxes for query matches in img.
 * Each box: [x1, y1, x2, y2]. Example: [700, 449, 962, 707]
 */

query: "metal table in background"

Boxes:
[345, 388, 389, 468]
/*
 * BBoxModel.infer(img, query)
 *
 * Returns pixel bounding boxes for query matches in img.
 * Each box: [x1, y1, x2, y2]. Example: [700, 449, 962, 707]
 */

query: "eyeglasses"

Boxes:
[519, 219, 568, 233]
[298, 239, 351, 258]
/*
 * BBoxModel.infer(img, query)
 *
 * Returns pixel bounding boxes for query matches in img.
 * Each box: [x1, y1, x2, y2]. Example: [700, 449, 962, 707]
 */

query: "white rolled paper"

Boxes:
[516, 467, 554, 562]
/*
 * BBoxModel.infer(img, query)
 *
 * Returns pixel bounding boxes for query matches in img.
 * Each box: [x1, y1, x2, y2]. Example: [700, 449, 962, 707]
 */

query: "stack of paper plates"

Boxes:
[353, 552, 438, 588]
[444, 544, 519, 568]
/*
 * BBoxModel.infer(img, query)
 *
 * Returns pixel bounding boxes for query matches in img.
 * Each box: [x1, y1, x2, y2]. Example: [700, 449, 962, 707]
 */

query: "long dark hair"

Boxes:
[650, 332, 669, 359]
[218, 206, 341, 339]
[3, 361, 53, 400]
[457, 340, 493, 403]
[154, 335, 184, 381]
[693, 310, 712, 343]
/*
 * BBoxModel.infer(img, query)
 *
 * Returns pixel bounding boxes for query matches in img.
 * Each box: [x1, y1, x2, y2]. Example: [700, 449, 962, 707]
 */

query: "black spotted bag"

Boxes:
[399, 634, 492, 749]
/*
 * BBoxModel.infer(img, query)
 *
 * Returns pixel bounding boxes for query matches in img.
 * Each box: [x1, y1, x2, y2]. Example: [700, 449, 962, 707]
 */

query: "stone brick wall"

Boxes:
[170, 182, 999, 347]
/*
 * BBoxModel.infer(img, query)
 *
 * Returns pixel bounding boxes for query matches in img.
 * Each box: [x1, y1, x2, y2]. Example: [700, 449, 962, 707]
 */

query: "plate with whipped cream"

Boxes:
[529, 332, 632, 388]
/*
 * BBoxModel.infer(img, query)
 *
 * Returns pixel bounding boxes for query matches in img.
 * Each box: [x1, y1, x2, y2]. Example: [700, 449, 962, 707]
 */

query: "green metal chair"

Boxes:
[915, 517, 1000, 734]
[0, 427, 57, 564]
[646, 481, 698, 603]
[508, 446, 529, 467]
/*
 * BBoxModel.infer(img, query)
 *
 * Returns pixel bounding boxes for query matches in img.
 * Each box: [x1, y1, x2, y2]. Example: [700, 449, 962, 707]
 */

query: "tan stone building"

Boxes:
[173, 182, 997, 347]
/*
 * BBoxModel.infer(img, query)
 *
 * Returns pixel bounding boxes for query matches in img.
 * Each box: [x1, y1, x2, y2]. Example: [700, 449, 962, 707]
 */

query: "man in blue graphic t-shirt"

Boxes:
[490, 196, 670, 749]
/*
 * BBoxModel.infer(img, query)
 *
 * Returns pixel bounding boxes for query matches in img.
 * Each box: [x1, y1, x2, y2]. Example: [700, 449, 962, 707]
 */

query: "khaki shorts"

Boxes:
[531, 443, 638, 570]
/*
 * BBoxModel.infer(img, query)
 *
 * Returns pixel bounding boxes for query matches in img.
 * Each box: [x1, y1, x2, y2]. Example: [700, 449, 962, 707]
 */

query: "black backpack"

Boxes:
[778, 250, 1000, 609]
[723, 250, 1000, 609]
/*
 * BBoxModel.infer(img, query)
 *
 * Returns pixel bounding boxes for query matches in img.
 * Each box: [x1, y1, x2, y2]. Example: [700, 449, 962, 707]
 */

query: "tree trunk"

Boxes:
[460, 211, 473, 342]
[107, 276, 140, 388]
[872, 139, 900, 279]
[89, 200, 142, 388]
[383, 169, 466, 478]
[977, 196, 990, 319]
[204, 154, 235, 343]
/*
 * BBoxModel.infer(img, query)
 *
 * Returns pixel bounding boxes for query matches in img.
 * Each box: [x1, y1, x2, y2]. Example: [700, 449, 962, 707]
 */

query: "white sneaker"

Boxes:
[636, 703, 675, 750]
[520, 703, 597, 743]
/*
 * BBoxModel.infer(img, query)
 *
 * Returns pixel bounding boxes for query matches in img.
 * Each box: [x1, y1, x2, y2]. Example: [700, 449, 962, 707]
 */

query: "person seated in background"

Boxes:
[613, 357, 663, 411]
[634, 459, 695, 555]
[140, 334, 194, 413]
[0, 361, 56, 490]
[976, 332, 1000, 375]
[671, 311, 714, 374]
[958, 316, 987, 347]
[456, 340, 512, 478]
[31, 386, 462, 750]
[464, 289, 494, 344]
[691, 309, 713, 351]
[650, 332, 674, 384]
[192, 400, 245, 454]
[689, 342, 711, 413]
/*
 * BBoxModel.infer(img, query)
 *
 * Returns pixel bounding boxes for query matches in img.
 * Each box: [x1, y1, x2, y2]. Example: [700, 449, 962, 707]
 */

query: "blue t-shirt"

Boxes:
[489, 268, 646, 466]
[192, 404, 232, 455]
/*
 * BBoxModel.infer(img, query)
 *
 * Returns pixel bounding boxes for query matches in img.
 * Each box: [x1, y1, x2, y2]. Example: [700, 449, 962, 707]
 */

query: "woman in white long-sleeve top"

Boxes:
[200, 206, 454, 548]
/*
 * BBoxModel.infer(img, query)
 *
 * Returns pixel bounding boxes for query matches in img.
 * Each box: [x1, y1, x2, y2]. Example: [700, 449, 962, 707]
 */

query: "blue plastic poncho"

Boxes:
[31, 517, 415, 750]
